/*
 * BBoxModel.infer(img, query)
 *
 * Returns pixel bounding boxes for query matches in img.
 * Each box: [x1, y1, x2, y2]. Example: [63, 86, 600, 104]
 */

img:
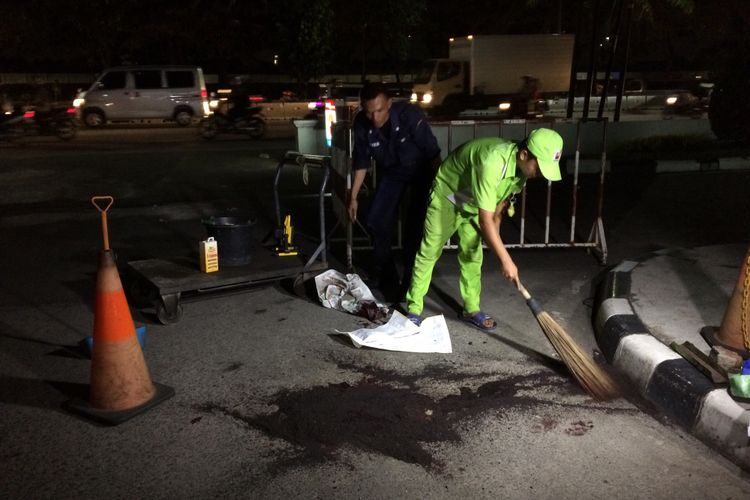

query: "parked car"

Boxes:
[73, 65, 209, 127]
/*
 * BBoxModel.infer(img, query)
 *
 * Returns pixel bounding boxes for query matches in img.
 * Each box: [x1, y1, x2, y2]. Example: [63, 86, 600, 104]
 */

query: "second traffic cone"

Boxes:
[715, 247, 750, 355]
[65, 196, 173, 425]
[701, 247, 750, 358]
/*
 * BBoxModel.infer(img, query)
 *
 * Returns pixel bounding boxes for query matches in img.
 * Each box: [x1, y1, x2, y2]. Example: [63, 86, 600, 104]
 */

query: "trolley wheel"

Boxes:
[292, 274, 306, 297]
[292, 271, 318, 299]
[156, 294, 183, 324]
[156, 302, 183, 324]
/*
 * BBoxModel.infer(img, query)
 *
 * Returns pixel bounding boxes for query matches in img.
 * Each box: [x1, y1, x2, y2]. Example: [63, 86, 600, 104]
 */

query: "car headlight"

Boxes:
[410, 92, 418, 102]
[209, 99, 220, 109]
[665, 96, 678, 105]
[498, 102, 511, 111]
[422, 93, 433, 104]
[73, 98, 85, 108]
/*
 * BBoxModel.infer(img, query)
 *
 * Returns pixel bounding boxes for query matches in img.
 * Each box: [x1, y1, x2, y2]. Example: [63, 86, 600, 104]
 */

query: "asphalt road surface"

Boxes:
[1, 126, 749, 499]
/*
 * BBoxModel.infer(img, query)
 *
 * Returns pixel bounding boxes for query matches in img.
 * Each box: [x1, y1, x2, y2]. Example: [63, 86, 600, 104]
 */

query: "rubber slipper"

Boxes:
[460, 311, 497, 332]
[407, 313, 423, 326]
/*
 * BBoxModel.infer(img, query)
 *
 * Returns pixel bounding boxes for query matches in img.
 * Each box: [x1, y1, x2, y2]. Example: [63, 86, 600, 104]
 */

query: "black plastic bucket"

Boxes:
[202, 216, 256, 267]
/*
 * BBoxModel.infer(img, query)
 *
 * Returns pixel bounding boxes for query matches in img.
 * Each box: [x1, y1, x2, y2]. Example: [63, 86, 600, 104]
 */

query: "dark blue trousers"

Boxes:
[366, 170, 434, 282]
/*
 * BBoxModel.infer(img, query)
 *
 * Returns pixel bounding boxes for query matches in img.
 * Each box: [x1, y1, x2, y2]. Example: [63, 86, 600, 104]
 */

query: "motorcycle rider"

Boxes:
[227, 85, 252, 123]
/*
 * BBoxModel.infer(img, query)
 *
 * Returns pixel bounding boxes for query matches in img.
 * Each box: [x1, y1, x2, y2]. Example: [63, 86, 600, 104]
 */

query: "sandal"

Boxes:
[460, 311, 497, 332]
[407, 313, 423, 326]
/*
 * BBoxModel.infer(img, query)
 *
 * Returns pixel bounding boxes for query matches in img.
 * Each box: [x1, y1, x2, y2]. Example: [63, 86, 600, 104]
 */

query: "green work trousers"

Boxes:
[405, 193, 483, 315]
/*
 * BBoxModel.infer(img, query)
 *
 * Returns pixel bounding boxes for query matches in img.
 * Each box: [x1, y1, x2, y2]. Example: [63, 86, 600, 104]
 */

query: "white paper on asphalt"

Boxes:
[335, 311, 453, 354]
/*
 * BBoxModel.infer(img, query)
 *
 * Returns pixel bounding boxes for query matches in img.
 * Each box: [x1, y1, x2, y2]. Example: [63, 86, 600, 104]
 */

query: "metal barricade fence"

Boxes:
[328, 118, 609, 270]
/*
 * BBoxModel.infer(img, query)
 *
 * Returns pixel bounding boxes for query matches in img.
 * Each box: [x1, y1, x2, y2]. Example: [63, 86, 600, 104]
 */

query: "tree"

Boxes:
[0, 0, 141, 70]
[331, 0, 426, 81]
[274, 0, 333, 94]
[0, 0, 275, 72]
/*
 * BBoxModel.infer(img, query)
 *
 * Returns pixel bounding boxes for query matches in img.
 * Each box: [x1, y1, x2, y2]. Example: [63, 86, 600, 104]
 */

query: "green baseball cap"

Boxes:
[527, 128, 563, 181]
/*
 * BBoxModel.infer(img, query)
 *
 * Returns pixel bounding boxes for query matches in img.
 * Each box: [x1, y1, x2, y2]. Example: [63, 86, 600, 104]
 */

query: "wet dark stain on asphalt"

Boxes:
[531, 415, 559, 433]
[566, 420, 595, 436]
[196, 362, 633, 471]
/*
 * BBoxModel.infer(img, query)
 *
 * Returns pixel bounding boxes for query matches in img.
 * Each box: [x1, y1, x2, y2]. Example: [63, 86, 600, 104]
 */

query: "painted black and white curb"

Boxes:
[592, 254, 750, 470]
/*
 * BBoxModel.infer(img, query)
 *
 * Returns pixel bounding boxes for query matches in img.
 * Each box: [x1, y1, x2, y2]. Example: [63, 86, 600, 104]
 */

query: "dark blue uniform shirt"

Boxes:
[352, 101, 440, 180]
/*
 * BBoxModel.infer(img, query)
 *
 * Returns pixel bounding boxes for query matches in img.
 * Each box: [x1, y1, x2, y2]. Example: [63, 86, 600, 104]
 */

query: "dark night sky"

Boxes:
[0, 0, 747, 79]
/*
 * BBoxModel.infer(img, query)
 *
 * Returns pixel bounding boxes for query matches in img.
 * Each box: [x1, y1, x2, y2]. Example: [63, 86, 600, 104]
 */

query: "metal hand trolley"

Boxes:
[127, 152, 330, 324]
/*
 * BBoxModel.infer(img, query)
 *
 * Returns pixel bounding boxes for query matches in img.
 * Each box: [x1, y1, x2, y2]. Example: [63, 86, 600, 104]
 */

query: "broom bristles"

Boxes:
[536, 311, 619, 400]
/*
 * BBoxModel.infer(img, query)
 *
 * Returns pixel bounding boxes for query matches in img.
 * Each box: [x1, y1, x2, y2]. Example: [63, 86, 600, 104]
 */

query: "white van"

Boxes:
[74, 65, 209, 127]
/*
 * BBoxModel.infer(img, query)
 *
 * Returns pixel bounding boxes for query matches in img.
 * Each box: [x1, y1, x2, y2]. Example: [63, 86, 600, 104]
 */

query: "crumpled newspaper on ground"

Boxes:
[314, 269, 389, 322]
[315, 269, 452, 353]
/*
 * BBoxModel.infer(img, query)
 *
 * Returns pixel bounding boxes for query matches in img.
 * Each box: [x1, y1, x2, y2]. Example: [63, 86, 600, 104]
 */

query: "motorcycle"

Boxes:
[662, 90, 709, 119]
[0, 104, 77, 142]
[0, 108, 29, 142]
[199, 103, 266, 140]
[28, 105, 78, 140]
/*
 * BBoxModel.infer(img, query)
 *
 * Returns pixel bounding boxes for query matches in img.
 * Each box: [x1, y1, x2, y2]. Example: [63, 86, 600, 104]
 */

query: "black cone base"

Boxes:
[63, 382, 175, 426]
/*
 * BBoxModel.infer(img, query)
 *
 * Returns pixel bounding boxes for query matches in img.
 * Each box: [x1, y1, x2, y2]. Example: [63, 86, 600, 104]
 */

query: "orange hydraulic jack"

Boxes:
[274, 214, 299, 256]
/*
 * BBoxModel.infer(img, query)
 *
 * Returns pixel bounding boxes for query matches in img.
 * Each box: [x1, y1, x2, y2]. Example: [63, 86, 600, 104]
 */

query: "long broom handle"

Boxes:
[91, 196, 114, 251]
[518, 282, 545, 316]
[468, 216, 536, 303]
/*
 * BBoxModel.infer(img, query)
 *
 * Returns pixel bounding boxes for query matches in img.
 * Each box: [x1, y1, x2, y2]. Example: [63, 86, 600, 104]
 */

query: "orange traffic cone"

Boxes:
[701, 247, 750, 358]
[65, 196, 174, 425]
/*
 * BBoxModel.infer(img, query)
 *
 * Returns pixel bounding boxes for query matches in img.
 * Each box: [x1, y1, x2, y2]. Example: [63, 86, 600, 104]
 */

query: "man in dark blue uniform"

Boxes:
[347, 82, 441, 300]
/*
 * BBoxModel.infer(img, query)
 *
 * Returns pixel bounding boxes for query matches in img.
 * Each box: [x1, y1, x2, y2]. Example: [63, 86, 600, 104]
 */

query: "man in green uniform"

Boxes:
[405, 128, 564, 331]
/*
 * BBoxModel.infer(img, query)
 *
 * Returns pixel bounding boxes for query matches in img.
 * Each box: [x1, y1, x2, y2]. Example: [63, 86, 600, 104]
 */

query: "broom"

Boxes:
[519, 283, 619, 400]
[464, 219, 618, 399]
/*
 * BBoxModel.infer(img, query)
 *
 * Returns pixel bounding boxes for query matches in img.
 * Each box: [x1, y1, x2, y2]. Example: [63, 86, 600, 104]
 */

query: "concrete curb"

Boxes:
[575, 156, 750, 175]
[655, 157, 750, 173]
[592, 254, 750, 470]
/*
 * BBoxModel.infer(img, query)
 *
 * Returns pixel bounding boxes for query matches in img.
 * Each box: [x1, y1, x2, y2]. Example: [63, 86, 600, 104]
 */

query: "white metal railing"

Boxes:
[328, 118, 609, 270]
